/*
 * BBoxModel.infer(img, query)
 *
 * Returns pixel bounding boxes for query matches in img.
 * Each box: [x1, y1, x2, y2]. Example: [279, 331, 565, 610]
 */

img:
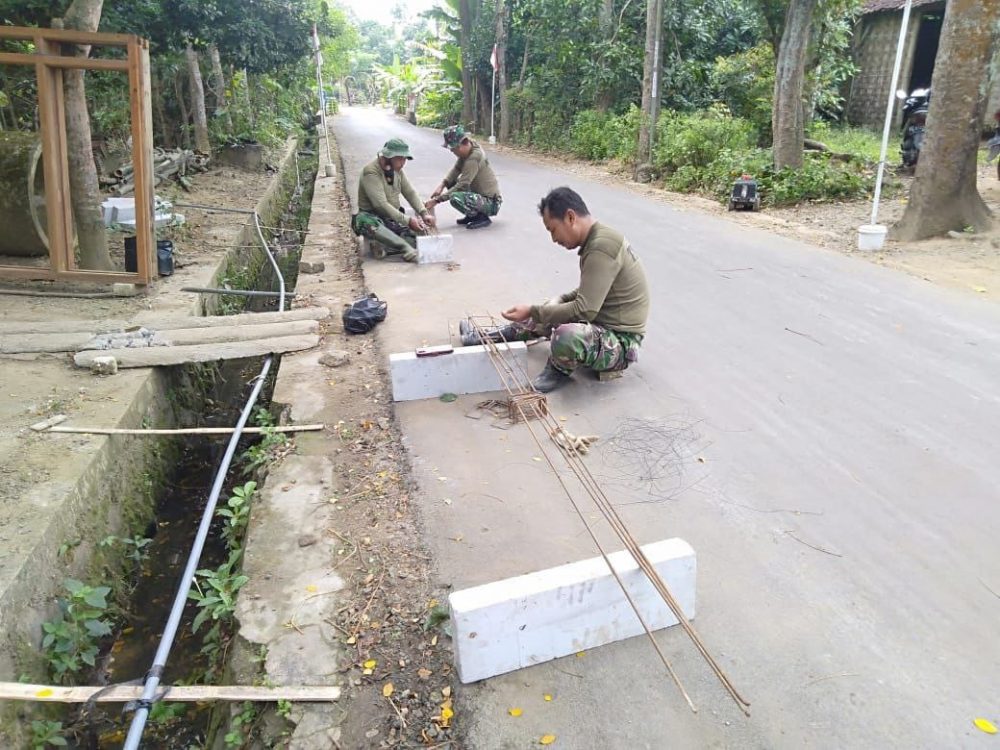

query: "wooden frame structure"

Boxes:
[0, 27, 155, 285]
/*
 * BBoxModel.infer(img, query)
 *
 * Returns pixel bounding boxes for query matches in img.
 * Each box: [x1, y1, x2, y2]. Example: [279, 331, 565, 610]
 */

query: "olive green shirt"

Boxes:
[443, 141, 501, 198]
[530, 222, 649, 335]
[358, 159, 425, 223]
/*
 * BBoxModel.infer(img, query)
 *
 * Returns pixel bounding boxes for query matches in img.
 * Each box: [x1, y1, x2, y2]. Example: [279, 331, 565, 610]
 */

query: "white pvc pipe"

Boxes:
[871, 0, 914, 226]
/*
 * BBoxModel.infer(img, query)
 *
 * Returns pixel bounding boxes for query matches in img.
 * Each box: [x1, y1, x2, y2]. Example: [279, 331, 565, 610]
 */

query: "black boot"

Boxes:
[456, 215, 473, 225]
[466, 214, 492, 230]
[532, 363, 572, 393]
[459, 319, 528, 346]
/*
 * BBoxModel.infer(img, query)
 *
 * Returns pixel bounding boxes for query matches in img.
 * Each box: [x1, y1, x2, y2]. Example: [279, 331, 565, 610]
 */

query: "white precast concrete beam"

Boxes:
[448, 538, 696, 683]
[389, 342, 528, 402]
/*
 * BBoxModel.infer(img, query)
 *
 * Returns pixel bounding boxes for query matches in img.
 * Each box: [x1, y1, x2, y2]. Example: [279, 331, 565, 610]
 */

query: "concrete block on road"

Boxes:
[389, 342, 527, 402]
[449, 538, 696, 683]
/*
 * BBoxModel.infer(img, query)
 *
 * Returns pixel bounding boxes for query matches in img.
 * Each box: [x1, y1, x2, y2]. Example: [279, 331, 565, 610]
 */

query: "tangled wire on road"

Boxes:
[600, 416, 706, 502]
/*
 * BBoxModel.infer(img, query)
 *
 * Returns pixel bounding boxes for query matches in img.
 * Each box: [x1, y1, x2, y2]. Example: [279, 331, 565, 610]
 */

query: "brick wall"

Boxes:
[848, 9, 1000, 131]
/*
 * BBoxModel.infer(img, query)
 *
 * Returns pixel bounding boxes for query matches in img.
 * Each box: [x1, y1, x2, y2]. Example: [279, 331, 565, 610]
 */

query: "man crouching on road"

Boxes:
[425, 125, 502, 230]
[464, 186, 649, 393]
[352, 138, 436, 262]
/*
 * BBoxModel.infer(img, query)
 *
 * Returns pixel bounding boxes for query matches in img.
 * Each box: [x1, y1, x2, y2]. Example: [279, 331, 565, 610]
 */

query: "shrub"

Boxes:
[665, 147, 874, 206]
[653, 105, 757, 173]
[710, 44, 775, 139]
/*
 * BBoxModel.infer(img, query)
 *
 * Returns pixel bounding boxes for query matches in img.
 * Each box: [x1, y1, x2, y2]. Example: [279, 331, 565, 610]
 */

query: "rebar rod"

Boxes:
[468, 316, 750, 714]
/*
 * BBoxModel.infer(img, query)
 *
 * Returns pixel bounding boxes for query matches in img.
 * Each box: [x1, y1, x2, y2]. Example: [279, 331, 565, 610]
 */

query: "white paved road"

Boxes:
[333, 106, 1000, 749]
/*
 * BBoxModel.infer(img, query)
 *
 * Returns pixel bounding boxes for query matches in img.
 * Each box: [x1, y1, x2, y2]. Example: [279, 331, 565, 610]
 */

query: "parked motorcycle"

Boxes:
[896, 87, 930, 169]
[986, 109, 1000, 180]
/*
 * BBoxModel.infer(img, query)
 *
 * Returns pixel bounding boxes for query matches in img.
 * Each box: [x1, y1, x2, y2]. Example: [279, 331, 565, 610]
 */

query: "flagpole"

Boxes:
[489, 44, 497, 145]
[313, 24, 335, 177]
[489, 69, 496, 144]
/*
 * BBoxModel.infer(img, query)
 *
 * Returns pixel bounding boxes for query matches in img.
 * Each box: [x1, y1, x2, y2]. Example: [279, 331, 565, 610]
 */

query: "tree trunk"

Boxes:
[208, 44, 233, 133]
[895, 0, 1000, 240]
[151, 68, 173, 148]
[771, 0, 817, 171]
[477, 76, 491, 134]
[174, 68, 191, 149]
[595, 0, 615, 111]
[495, 0, 509, 143]
[636, 0, 664, 179]
[58, 0, 112, 271]
[459, 0, 476, 128]
[185, 43, 210, 153]
[518, 35, 529, 90]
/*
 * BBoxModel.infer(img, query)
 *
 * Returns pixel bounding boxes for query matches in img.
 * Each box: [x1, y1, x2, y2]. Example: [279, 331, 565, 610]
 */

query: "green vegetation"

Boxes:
[40, 580, 114, 684]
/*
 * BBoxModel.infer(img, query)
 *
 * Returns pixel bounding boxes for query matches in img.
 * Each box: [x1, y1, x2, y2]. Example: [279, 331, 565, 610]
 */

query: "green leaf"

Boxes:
[64, 579, 84, 595]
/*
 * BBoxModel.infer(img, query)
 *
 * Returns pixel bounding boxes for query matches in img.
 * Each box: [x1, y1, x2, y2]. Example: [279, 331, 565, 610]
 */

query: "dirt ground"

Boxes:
[275, 139, 460, 749]
[500, 145, 1000, 304]
[0, 163, 277, 508]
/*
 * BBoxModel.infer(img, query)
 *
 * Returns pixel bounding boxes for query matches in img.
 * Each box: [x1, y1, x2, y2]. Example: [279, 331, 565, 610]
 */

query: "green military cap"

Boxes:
[379, 138, 413, 159]
[443, 125, 468, 148]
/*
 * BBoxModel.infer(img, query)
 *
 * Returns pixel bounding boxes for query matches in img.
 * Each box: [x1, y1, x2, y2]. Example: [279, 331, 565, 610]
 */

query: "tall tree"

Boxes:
[208, 43, 233, 133]
[494, 0, 509, 142]
[58, 0, 112, 270]
[636, 0, 664, 179]
[458, 0, 476, 127]
[895, 0, 1000, 240]
[185, 43, 210, 152]
[771, 0, 817, 170]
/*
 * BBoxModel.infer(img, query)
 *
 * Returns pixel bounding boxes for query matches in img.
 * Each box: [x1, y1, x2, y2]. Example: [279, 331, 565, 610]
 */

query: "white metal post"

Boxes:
[489, 68, 496, 144]
[312, 25, 334, 176]
[871, 0, 914, 226]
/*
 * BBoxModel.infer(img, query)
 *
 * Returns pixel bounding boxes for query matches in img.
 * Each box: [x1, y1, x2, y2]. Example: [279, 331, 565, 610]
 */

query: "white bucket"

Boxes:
[857, 224, 888, 251]
[416, 234, 454, 264]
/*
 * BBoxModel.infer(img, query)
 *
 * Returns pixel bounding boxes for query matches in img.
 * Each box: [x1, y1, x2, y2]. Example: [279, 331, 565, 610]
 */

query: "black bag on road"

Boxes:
[342, 293, 388, 335]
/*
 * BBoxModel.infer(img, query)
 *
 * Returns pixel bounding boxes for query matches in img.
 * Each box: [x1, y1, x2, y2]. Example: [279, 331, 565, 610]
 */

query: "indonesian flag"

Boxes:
[490, 44, 498, 71]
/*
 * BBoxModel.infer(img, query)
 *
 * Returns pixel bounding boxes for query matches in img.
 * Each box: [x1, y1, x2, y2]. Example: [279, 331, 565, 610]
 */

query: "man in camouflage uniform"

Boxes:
[461, 186, 649, 393]
[353, 138, 435, 262]
[425, 125, 502, 230]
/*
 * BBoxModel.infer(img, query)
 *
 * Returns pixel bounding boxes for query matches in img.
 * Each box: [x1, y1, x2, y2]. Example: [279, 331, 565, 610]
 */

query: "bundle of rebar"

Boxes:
[464, 314, 751, 716]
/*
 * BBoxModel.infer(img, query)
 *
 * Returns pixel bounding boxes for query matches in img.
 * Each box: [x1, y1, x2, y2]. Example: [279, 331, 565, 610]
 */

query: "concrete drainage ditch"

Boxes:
[3, 144, 319, 749]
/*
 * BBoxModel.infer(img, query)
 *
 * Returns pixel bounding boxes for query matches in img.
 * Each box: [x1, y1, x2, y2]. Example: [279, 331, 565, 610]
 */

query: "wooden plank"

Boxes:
[0, 307, 330, 335]
[0, 53, 129, 71]
[0, 27, 133, 46]
[129, 37, 155, 283]
[3, 320, 318, 354]
[0, 266, 142, 283]
[47, 424, 325, 436]
[0, 332, 92, 354]
[30, 415, 68, 431]
[73, 334, 320, 368]
[35, 37, 69, 276]
[0, 682, 340, 704]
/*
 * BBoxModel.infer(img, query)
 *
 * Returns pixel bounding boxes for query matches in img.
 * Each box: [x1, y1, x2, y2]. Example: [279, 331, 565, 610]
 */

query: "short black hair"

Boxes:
[538, 187, 590, 219]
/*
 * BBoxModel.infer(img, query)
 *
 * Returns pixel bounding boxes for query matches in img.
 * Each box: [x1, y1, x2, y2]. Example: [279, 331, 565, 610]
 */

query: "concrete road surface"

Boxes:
[333, 107, 1000, 749]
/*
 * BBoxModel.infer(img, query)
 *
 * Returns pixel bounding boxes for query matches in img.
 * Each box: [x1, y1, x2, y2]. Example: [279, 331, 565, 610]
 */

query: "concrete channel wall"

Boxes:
[0, 139, 302, 746]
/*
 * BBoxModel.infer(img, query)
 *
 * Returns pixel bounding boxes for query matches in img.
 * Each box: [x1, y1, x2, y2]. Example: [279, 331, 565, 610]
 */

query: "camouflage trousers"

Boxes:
[448, 191, 501, 217]
[507, 320, 642, 374]
[351, 211, 418, 257]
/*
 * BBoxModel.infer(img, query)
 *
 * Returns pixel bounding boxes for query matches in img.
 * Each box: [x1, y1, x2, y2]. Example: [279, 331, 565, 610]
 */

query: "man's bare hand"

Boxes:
[408, 216, 428, 233]
[502, 304, 532, 323]
[422, 213, 437, 229]
[423, 199, 438, 212]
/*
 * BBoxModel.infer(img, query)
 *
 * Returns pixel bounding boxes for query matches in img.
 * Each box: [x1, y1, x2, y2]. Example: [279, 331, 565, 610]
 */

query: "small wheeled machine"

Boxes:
[729, 173, 760, 211]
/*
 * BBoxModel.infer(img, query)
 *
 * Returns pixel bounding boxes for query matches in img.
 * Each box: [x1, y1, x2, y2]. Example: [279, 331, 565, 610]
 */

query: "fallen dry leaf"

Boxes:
[544, 694, 553, 702]
[382, 682, 394, 697]
[974, 717, 998, 734]
[540, 735, 556, 745]
[508, 707, 523, 717]
[363, 659, 377, 669]
[417, 668, 432, 679]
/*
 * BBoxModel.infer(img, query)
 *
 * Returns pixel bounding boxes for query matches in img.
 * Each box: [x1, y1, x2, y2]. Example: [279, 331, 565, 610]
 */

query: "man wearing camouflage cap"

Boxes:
[425, 125, 502, 230]
[352, 138, 435, 262]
